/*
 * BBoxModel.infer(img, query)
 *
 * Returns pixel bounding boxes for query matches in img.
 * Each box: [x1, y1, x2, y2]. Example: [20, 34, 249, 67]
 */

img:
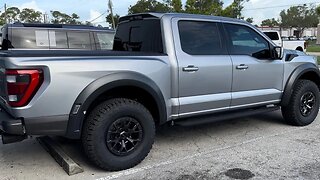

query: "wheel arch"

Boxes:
[65, 72, 167, 139]
[281, 63, 320, 106]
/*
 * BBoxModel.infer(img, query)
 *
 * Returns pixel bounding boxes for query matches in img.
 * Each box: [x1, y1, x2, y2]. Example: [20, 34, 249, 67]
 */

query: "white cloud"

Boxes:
[89, 9, 109, 27]
[242, 0, 319, 25]
[19, 0, 44, 12]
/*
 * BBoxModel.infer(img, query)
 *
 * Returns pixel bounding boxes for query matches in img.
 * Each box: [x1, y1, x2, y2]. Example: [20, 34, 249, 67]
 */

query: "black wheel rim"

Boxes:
[106, 117, 143, 156]
[300, 92, 316, 117]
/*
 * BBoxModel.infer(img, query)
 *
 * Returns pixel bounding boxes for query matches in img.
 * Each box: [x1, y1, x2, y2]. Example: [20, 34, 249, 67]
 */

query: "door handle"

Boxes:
[236, 64, 249, 70]
[183, 65, 199, 72]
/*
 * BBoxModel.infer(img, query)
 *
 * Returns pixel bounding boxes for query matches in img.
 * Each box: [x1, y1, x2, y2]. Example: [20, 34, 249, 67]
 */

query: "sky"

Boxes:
[2, 0, 320, 27]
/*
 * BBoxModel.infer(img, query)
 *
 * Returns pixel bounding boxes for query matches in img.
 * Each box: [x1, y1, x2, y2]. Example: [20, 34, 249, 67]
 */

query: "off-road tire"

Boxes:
[282, 80, 319, 126]
[82, 98, 155, 171]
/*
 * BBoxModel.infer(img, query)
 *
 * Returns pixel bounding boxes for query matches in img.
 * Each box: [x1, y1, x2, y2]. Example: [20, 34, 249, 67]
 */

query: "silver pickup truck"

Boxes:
[0, 13, 319, 171]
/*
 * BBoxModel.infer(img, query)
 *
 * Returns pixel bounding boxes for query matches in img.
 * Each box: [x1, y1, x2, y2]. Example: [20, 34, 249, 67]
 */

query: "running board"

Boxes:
[174, 106, 280, 126]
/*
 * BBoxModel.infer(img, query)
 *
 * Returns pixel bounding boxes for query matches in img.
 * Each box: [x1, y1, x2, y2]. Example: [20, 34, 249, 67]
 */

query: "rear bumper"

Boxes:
[0, 107, 69, 137]
[0, 108, 25, 135]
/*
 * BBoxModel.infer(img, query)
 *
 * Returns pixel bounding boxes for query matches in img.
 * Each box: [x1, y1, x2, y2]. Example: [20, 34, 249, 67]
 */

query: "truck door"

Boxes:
[223, 23, 284, 107]
[172, 19, 233, 118]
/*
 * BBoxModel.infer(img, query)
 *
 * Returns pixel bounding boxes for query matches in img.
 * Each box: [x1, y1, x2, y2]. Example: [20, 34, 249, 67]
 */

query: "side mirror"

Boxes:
[274, 46, 283, 59]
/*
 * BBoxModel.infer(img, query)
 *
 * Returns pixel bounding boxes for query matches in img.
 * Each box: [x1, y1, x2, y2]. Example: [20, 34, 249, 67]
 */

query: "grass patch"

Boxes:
[307, 40, 320, 52]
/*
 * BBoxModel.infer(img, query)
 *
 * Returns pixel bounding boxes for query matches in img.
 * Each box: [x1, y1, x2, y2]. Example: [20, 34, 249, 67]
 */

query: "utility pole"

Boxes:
[108, 0, 116, 29]
[43, 13, 48, 23]
[4, 3, 7, 24]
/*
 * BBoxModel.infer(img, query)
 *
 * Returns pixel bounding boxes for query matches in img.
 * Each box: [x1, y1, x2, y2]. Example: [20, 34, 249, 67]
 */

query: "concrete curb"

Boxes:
[307, 52, 320, 56]
[37, 136, 84, 176]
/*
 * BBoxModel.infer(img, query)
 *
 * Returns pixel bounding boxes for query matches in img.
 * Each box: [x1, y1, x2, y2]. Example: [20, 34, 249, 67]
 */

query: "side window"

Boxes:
[94, 32, 114, 50]
[49, 30, 68, 49]
[224, 24, 270, 59]
[11, 29, 49, 49]
[113, 19, 163, 53]
[67, 31, 91, 49]
[178, 21, 224, 55]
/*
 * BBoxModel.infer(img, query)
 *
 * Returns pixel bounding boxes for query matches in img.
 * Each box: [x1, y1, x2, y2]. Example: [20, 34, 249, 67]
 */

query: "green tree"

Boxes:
[280, 5, 318, 37]
[51, 11, 81, 24]
[6, 7, 21, 23]
[170, 0, 183, 12]
[261, 18, 279, 27]
[185, 0, 223, 15]
[0, 13, 5, 25]
[128, 0, 171, 14]
[245, 17, 253, 23]
[106, 13, 120, 28]
[69, 13, 81, 24]
[222, 0, 248, 18]
[19, 8, 43, 23]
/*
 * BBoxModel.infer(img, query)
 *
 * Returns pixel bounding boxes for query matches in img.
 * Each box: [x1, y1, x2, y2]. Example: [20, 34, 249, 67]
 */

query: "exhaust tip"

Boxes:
[2, 134, 27, 144]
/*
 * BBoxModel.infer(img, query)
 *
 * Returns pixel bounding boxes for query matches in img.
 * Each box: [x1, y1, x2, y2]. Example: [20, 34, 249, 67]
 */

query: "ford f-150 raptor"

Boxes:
[0, 13, 319, 171]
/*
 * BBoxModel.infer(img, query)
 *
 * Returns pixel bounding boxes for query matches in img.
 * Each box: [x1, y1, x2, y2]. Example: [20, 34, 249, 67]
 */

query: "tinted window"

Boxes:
[67, 32, 91, 49]
[49, 30, 68, 49]
[113, 19, 163, 53]
[11, 29, 49, 49]
[95, 32, 114, 50]
[178, 21, 223, 55]
[225, 24, 270, 58]
[263, 32, 279, 40]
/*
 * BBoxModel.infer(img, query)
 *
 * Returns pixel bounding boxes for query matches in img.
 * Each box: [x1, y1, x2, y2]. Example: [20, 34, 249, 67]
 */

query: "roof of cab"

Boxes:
[119, 12, 248, 24]
[8, 22, 115, 32]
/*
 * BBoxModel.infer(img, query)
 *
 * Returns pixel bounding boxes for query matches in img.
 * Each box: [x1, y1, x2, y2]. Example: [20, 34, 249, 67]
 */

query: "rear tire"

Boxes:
[82, 98, 155, 171]
[281, 80, 319, 126]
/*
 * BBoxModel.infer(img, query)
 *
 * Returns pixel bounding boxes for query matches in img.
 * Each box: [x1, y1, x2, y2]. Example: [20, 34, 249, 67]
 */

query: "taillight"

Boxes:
[5, 69, 43, 107]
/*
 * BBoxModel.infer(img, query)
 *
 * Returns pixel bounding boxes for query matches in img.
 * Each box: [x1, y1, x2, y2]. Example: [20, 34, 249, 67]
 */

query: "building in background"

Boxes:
[258, 27, 318, 38]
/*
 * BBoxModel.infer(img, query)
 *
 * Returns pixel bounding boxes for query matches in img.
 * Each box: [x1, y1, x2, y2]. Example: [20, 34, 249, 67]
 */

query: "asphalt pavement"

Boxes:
[1, 110, 320, 180]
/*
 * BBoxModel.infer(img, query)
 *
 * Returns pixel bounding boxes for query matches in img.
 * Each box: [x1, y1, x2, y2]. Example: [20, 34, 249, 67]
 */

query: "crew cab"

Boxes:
[1, 23, 115, 50]
[262, 30, 307, 51]
[0, 13, 319, 171]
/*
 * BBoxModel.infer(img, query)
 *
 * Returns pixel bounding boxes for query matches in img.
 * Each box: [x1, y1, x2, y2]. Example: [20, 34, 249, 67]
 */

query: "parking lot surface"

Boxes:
[2, 110, 320, 180]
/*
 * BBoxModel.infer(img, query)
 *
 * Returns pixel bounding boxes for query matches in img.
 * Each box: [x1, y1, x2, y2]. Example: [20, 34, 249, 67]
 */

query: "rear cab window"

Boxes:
[94, 32, 115, 50]
[11, 28, 49, 49]
[67, 31, 92, 49]
[2, 25, 115, 50]
[113, 16, 163, 53]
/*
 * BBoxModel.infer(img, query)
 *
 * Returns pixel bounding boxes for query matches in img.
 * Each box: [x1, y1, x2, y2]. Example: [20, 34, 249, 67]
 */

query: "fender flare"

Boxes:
[281, 63, 320, 106]
[65, 72, 167, 139]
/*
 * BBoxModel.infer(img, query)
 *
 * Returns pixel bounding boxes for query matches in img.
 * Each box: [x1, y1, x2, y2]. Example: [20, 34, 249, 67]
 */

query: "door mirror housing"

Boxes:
[274, 46, 283, 59]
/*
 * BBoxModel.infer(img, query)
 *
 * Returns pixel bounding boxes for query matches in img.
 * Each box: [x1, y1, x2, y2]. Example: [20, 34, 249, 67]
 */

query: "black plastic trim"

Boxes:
[24, 115, 69, 136]
[0, 108, 24, 135]
[175, 106, 280, 126]
[66, 72, 167, 139]
[285, 54, 298, 62]
[281, 63, 320, 106]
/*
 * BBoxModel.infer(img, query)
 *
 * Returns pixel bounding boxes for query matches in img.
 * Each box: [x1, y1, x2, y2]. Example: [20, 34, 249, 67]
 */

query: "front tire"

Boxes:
[82, 98, 155, 171]
[282, 80, 319, 126]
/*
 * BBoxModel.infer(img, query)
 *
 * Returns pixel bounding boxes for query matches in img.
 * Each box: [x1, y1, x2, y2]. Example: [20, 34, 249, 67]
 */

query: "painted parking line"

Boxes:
[96, 124, 319, 180]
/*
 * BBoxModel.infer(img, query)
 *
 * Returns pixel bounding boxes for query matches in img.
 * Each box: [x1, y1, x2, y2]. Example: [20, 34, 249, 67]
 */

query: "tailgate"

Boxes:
[0, 55, 9, 110]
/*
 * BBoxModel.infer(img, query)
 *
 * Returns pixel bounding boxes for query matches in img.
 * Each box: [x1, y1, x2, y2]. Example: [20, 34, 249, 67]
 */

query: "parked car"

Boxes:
[0, 23, 115, 50]
[311, 36, 317, 41]
[1, 13, 319, 171]
[262, 30, 306, 51]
